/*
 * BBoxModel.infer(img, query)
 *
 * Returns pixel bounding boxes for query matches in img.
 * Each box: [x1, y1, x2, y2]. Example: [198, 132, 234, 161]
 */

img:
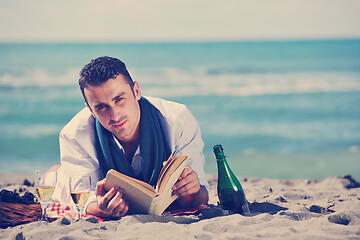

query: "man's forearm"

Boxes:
[177, 185, 209, 209]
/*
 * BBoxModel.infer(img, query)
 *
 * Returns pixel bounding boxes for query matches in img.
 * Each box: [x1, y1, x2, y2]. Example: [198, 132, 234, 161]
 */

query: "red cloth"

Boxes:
[45, 202, 208, 221]
[45, 202, 104, 222]
[165, 204, 209, 216]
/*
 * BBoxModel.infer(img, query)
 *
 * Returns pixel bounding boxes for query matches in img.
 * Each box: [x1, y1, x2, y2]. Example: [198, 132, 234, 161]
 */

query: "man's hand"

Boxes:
[172, 167, 200, 197]
[172, 167, 209, 208]
[86, 179, 128, 218]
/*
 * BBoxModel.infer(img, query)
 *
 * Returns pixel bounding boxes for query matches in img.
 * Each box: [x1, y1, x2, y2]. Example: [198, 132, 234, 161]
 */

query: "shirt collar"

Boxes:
[112, 135, 140, 158]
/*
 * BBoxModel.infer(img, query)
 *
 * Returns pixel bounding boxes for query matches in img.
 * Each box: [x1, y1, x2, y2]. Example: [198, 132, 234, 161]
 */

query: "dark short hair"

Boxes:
[79, 56, 134, 103]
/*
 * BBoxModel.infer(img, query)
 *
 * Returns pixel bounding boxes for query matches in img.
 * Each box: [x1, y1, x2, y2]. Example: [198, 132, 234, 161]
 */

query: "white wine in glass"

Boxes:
[71, 192, 90, 207]
[35, 169, 57, 221]
[70, 176, 91, 219]
[36, 186, 55, 202]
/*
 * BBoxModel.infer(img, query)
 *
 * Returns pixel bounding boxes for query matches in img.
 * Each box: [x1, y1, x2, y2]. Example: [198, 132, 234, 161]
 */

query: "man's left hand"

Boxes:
[172, 167, 200, 197]
[172, 167, 209, 208]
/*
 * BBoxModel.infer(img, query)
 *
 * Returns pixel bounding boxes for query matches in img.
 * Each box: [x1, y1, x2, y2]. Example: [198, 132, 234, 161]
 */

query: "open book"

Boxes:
[104, 154, 189, 215]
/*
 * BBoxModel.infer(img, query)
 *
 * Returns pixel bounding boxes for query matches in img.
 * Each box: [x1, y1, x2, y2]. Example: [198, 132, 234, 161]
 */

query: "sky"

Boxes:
[1, 0, 360, 42]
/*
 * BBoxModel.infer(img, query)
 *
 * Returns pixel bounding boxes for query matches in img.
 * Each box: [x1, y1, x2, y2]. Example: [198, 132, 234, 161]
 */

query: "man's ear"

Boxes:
[133, 81, 141, 101]
[85, 103, 97, 119]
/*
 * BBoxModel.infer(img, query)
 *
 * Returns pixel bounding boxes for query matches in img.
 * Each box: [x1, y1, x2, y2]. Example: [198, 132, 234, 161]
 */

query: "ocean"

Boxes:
[0, 39, 359, 179]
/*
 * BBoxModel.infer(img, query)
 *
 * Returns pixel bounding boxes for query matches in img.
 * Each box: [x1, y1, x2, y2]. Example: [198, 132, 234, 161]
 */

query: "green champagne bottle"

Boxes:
[213, 144, 251, 215]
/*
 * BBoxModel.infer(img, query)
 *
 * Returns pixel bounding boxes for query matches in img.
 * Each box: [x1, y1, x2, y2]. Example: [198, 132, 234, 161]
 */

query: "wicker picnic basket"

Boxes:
[0, 202, 41, 228]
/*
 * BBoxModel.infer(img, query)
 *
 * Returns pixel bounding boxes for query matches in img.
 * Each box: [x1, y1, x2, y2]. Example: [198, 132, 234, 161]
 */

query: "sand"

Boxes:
[1, 173, 359, 240]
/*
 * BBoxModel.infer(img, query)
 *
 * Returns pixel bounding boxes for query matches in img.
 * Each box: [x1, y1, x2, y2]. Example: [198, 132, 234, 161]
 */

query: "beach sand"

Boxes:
[1, 173, 359, 239]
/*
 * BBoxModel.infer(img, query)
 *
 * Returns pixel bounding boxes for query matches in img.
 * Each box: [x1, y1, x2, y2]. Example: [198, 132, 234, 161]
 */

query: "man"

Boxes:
[53, 56, 209, 218]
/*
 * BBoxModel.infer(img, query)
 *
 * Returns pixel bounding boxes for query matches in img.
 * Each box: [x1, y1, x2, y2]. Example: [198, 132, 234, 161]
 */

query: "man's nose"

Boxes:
[110, 106, 122, 121]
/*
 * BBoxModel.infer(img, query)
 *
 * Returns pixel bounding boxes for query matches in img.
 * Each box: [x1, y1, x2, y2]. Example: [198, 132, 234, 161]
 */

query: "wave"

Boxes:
[135, 68, 360, 97]
[1, 67, 360, 96]
[0, 123, 62, 139]
[0, 68, 79, 87]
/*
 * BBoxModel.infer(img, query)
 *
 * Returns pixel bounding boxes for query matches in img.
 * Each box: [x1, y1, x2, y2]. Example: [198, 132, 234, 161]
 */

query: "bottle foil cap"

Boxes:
[213, 144, 224, 154]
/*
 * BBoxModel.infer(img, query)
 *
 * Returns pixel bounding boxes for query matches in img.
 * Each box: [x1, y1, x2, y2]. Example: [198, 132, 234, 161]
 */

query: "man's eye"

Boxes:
[96, 106, 106, 111]
[115, 98, 123, 103]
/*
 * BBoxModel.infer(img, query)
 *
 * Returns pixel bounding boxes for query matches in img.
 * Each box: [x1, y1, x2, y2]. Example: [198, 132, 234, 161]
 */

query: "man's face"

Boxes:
[84, 74, 141, 142]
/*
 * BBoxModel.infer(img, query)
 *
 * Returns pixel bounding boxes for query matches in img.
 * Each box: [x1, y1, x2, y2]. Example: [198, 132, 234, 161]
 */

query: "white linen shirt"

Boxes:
[52, 96, 209, 209]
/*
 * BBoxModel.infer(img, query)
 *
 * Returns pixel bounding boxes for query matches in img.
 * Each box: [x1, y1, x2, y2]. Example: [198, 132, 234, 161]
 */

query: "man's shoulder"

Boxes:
[146, 96, 188, 119]
[60, 107, 95, 139]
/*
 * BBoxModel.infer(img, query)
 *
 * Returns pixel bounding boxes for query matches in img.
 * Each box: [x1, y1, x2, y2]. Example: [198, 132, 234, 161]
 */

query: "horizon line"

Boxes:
[1, 36, 360, 44]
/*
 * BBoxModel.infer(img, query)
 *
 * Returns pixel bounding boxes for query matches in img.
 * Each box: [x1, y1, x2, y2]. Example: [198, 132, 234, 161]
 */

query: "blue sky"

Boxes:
[1, 0, 359, 42]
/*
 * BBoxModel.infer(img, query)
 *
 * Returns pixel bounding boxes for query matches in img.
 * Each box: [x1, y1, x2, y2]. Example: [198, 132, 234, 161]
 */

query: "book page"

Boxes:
[156, 154, 178, 191]
[104, 169, 157, 214]
[148, 158, 189, 215]
[157, 155, 189, 193]
[106, 169, 156, 194]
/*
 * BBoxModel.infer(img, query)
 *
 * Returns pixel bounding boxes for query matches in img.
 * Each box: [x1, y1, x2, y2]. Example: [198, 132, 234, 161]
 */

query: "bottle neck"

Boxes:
[213, 144, 226, 161]
[216, 155, 226, 161]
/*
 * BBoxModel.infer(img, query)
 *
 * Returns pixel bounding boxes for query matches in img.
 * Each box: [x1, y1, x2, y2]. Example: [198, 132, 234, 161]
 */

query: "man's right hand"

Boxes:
[86, 179, 128, 218]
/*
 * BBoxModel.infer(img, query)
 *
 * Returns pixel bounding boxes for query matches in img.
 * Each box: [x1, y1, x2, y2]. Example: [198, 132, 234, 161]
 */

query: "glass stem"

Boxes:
[40, 201, 47, 221]
[77, 206, 81, 219]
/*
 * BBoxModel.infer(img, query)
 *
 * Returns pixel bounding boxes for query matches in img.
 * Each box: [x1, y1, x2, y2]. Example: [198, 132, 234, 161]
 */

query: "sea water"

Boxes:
[0, 40, 359, 179]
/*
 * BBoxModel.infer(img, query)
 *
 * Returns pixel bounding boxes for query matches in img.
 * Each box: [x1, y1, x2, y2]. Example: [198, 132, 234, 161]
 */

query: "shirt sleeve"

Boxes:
[52, 131, 101, 212]
[174, 107, 209, 191]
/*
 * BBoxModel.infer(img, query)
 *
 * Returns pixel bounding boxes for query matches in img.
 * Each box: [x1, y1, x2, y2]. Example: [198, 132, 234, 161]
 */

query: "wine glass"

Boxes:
[35, 169, 57, 221]
[70, 176, 91, 219]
